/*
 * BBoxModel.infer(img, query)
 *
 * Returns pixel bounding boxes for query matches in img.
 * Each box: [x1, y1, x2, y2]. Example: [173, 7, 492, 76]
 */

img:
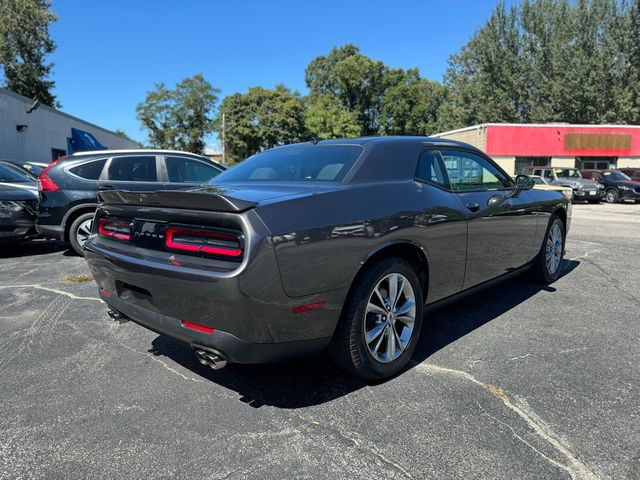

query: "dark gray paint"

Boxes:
[84, 137, 571, 364]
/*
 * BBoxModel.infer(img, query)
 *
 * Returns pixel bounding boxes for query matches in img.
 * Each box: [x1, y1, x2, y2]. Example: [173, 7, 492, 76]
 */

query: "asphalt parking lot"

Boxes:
[1, 203, 638, 480]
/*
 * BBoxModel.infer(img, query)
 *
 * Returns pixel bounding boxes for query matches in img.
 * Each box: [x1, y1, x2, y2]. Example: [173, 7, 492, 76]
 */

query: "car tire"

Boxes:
[531, 214, 565, 284]
[605, 188, 619, 203]
[68, 212, 95, 257]
[329, 256, 424, 380]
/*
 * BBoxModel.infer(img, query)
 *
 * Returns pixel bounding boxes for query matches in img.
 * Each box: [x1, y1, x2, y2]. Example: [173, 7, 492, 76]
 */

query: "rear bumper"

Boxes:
[35, 222, 64, 240]
[102, 291, 331, 364]
[84, 236, 345, 364]
[0, 212, 37, 244]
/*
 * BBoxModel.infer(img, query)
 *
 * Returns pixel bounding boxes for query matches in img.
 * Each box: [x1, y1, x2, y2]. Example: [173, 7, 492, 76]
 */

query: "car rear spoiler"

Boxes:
[97, 189, 257, 213]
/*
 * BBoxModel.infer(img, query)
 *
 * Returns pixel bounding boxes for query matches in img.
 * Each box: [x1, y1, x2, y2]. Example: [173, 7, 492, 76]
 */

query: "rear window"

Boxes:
[69, 159, 106, 180]
[165, 156, 221, 183]
[0, 163, 34, 182]
[108, 156, 157, 182]
[214, 145, 363, 182]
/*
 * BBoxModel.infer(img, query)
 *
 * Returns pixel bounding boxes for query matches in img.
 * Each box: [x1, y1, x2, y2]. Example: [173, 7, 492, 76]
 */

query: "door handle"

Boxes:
[465, 202, 480, 212]
[98, 185, 116, 191]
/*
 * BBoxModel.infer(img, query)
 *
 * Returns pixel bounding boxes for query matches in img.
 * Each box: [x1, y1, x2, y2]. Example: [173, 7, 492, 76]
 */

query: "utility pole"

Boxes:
[221, 113, 226, 165]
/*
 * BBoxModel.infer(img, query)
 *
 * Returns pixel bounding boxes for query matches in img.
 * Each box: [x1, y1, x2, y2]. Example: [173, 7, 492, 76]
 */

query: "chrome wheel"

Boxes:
[364, 273, 416, 363]
[605, 189, 618, 203]
[545, 223, 563, 275]
[76, 218, 93, 247]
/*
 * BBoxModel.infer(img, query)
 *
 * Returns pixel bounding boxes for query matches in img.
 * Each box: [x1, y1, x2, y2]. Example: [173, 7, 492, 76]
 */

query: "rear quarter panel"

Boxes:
[255, 181, 468, 302]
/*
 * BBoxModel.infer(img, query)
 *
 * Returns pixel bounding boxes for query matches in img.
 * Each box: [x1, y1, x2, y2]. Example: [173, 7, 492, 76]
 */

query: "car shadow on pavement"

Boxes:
[149, 260, 580, 409]
[0, 239, 68, 258]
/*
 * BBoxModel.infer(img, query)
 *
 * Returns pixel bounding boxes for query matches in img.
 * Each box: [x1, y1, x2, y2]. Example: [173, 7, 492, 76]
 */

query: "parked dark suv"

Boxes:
[36, 149, 226, 255]
[580, 169, 640, 203]
[619, 168, 640, 181]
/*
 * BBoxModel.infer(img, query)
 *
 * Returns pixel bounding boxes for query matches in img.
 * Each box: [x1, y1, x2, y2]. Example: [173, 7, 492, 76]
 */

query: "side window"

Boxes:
[165, 157, 221, 183]
[108, 156, 157, 182]
[69, 159, 106, 180]
[415, 150, 450, 189]
[543, 170, 554, 179]
[440, 150, 512, 192]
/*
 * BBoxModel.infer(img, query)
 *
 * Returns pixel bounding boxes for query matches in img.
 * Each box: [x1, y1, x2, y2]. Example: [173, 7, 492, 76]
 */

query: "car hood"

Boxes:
[557, 178, 599, 189]
[0, 184, 39, 201]
[1, 181, 38, 192]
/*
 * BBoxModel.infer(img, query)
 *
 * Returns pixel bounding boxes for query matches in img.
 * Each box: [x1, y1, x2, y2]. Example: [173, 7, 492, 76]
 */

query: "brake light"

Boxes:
[181, 320, 215, 334]
[165, 226, 242, 258]
[38, 158, 64, 192]
[98, 218, 132, 242]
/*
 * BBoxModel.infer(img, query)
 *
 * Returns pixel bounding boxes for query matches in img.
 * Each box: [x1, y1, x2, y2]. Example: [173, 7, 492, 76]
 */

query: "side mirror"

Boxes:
[515, 175, 535, 191]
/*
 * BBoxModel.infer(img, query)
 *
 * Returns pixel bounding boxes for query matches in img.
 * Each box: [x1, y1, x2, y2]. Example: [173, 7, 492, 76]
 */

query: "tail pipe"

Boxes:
[194, 348, 227, 370]
[107, 308, 129, 324]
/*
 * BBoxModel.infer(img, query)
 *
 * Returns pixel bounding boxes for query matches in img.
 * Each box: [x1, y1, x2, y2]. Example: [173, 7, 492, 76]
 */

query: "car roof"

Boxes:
[292, 135, 478, 149]
[70, 148, 208, 158]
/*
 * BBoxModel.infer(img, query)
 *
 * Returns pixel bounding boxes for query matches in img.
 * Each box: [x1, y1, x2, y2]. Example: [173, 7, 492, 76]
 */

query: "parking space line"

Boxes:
[411, 361, 600, 480]
[0, 284, 101, 302]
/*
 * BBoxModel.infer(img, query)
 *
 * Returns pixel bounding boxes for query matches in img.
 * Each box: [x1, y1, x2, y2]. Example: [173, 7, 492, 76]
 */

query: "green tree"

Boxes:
[305, 44, 407, 135]
[304, 94, 360, 139]
[441, 0, 640, 128]
[380, 70, 448, 135]
[136, 74, 219, 154]
[216, 85, 306, 164]
[0, 0, 58, 106]
[305, 44, 448, 136]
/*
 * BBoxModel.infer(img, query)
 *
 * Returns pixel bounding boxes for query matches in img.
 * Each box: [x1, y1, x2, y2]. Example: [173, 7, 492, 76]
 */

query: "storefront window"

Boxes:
[515, 157, 550, 175]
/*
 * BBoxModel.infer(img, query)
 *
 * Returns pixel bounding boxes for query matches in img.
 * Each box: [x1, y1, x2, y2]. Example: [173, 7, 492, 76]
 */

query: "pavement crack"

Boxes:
[290, 411, 413, 479]
[506, 353, 533, 363]
[118, 343, 205, 383]
[412, 361, 600, 480]
[0, 284, 101, 302]
[474, 401, 573, 478]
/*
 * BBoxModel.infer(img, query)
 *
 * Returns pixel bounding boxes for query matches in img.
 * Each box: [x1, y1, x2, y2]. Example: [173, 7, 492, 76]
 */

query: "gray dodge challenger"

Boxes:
[84, 136, 571, 379]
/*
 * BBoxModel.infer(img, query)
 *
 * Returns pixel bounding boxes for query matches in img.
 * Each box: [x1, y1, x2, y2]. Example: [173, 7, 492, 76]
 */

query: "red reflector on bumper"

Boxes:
[292, 301, 326, 314]
[181, 321, 215, 334]
[100, 288, 112, 297]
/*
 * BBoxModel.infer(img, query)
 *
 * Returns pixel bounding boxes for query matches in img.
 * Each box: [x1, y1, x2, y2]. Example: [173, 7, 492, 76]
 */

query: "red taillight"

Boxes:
[181, 320, 215, 334]
[165, 226, 243, 258]
[98, 218, 132, 242]
[292, 301, 326, 314]
[38, 158, 64, 192]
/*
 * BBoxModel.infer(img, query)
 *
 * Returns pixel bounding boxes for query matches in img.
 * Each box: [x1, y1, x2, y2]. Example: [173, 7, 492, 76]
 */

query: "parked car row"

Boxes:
[2, 150, 639, 254]
[522, 166, 640, 204]
[0, 150, 225, 250]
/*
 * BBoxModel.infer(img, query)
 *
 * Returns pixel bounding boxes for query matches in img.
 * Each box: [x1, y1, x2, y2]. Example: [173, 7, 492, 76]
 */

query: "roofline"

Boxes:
[0, 87, 136, 141]
[435, 122, 640, 137]
[70, 148, 207, 157]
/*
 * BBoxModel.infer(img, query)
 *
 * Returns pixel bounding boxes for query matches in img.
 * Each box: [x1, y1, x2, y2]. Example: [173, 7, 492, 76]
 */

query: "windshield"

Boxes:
[0, 163, 35, 183]
[603, 171, 631, 181]
[213, 145, 363, 183]
[555, 168, 581, 178]
[532, 177, 546, 185]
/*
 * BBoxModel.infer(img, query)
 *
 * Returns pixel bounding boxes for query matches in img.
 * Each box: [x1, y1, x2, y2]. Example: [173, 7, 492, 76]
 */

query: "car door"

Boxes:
[439, 149, 539, 289]
[98, 155, 163, 193]
[161, 155, 223, 190]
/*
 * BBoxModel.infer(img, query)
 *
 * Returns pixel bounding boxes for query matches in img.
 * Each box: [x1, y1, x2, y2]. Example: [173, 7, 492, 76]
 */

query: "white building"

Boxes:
[0, 87, 137, 164]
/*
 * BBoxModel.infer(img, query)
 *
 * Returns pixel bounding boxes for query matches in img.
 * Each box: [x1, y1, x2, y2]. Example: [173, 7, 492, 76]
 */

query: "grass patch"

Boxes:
[64, 274, 94, 284]
[485, 384, 508, 401]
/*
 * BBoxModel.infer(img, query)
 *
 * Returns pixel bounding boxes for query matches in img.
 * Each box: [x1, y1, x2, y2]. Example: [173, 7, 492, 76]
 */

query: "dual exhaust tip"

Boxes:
[195, 349, 227, 370]
[107, 308, 227, 371]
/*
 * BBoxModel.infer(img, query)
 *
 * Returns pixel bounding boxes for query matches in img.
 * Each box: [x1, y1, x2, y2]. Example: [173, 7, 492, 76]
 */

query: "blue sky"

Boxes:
[47, 1, 509, 146]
